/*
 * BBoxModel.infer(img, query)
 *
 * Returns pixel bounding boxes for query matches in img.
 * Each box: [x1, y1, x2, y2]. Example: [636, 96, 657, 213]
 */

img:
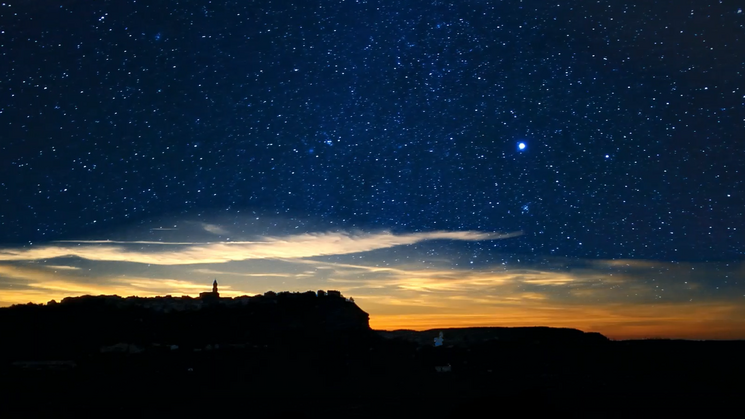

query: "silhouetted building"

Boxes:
[327, 290, 342, 298]
[199, 279, 220, 302]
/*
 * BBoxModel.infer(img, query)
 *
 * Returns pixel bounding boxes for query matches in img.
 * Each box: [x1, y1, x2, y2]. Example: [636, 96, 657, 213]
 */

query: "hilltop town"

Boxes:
[0, 282, 372, 361]
[44, 280, 354, 313]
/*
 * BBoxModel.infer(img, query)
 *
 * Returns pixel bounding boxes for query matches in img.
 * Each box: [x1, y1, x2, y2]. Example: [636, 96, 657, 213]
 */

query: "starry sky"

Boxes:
[1, 0, 744, 339]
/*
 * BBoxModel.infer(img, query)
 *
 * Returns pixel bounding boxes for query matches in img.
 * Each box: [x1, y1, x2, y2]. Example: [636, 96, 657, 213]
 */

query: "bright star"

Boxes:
[517, 142, 527, 151]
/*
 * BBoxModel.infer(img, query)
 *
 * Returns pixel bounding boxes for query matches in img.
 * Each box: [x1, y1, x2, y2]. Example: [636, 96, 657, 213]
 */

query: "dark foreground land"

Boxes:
[1, 294, 743, 418]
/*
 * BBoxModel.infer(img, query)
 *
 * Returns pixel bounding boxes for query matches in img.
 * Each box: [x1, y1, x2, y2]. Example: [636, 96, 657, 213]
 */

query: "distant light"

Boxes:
[517, 142, 526, 151]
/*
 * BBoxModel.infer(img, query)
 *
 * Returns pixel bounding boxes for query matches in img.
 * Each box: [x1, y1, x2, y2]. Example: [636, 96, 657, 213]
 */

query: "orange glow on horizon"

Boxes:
[2, 289, 744, 340]
[368, 302, 745, 340]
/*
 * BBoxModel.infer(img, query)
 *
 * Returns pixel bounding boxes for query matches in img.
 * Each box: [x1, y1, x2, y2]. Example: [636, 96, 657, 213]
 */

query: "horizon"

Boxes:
[5, 288, 744, 342]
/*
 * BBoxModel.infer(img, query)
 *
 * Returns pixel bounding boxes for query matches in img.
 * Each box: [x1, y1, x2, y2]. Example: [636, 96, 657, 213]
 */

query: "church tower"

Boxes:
[199, 279, 220, 301]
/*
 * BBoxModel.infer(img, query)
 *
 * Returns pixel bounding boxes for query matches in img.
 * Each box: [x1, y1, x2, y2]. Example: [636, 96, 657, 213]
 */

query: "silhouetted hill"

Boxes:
[378, 326, 609, 346]
[0, 290, 372, 359]
[1, 292, 744, 418]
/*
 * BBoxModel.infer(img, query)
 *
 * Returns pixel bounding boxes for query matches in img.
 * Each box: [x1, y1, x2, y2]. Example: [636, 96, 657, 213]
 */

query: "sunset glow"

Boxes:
[2, 223, 743, 340]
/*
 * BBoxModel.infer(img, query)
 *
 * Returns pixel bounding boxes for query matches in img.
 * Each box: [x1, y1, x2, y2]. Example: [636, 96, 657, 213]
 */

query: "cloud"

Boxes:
[202, 223, 229, 235]
[43, 265, 81, 271]
[54, 240, 202, 245]
[0, 263, 253, 306]
[0, 230, 522, 265]
[117, 277, 251, 297]
[0, 264, 70, 283]
[0, 263, 156, 305]
[192, 268, 288, 278]
[296, 256, 744, 311]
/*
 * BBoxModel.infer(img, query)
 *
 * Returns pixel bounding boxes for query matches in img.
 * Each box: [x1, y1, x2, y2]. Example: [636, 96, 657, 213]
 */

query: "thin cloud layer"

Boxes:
[0, 230, 522, 265]
[0, 263, 249, 306]
[201, 223, 230, 235]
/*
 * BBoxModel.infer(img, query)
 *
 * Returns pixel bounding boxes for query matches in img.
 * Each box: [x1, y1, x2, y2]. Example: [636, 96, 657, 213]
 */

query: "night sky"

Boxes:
[1, 1, 744, 339]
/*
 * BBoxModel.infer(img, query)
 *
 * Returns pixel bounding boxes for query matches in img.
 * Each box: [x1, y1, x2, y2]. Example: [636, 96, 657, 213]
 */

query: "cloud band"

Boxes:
[0, 230, 522, 265]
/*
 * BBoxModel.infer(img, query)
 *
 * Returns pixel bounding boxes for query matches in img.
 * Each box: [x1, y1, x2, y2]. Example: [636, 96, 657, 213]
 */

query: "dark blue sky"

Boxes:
[1, 0, 743, 262]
